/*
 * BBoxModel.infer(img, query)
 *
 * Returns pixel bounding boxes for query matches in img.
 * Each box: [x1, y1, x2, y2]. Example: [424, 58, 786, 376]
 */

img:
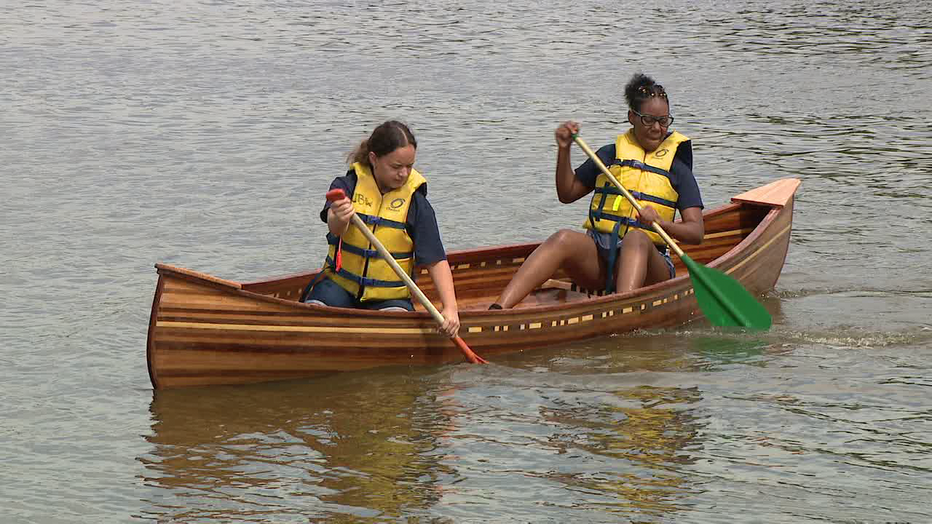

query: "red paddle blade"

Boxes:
[326, 188, 346, 202]
[454, 336, 487, 364]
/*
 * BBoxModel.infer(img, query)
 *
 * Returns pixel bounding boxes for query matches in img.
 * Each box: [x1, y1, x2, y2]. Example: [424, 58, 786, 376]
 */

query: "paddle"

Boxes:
[572, 135, 772, 330]
[325, 189, 488, 363]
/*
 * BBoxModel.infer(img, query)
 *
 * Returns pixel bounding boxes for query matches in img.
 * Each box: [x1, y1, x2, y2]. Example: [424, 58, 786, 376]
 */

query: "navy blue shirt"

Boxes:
[321, 170, 447, 266]
[574, 140, 704, 211]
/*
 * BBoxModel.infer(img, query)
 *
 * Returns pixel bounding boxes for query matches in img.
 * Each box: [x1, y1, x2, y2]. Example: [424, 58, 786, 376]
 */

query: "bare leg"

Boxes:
[495, 229, 604, 309]
[615, 230, 675, 293]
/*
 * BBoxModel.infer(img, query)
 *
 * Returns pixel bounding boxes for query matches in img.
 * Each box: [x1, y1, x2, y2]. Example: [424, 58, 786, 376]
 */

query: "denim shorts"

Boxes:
[303, 277, 415, 311]
[588, 230, 675, 279]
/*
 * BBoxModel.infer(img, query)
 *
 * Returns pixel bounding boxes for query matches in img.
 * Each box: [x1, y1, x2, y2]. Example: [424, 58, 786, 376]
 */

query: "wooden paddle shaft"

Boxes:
[348, 214, 447, 325]
[573, 136, 685, 258]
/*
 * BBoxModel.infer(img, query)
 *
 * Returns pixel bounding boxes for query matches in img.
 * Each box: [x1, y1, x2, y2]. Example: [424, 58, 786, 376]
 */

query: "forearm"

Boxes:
[652, 218, 704, 245]
[426, 259, 458, 312]
[555, 146, 577, 203]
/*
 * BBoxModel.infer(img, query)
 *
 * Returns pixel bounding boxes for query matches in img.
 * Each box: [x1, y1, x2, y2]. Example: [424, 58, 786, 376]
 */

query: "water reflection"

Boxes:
[540, 385, 703, 517]
[690, 335, 769, 367]
[141, 342, 713, 521]
[483, 337, 713, 519]
[140, 369, 457, 522]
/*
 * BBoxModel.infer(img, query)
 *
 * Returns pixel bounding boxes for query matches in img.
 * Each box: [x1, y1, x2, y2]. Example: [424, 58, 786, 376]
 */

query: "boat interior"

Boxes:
[238, 202, 772, 312]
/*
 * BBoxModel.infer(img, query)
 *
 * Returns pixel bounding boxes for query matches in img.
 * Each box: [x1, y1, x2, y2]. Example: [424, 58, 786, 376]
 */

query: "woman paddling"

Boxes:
[304, 120, 461, 337]
[491, 74, 705, 309]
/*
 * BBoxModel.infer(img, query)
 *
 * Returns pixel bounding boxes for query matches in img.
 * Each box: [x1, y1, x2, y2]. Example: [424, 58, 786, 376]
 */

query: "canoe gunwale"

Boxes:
[151, 198, 792, 319]
[156, 265, 437, 319]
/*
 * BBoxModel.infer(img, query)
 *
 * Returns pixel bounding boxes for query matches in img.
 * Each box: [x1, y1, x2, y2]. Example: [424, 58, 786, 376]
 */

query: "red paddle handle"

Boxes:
[326, 188, 346, 202]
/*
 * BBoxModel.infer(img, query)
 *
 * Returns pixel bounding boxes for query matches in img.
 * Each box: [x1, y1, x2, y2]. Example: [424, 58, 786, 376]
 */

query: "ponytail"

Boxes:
[346, 120, 417, 167]
[346, 139, 370, 165]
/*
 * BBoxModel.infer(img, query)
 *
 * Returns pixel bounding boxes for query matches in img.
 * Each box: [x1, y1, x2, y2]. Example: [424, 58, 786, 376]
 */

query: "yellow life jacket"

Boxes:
[583, 129, 690, 246]
[324, 162, 426, 302]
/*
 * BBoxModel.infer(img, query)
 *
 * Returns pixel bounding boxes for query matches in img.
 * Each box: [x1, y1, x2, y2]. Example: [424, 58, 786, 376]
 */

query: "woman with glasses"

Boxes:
[489, 73, 704, 309]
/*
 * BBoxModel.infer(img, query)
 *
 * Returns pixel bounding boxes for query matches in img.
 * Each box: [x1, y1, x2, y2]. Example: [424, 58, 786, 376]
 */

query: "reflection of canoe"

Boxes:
[143, 370, 455, 520]
[148, 178, 800, 389]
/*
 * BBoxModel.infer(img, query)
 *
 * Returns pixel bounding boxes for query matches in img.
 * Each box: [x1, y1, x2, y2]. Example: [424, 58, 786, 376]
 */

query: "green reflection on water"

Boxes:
[691, 335, 770, 366]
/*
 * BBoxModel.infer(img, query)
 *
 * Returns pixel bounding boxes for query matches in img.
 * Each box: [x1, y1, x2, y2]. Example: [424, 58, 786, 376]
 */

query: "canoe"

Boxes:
[147, 177, 800, 389]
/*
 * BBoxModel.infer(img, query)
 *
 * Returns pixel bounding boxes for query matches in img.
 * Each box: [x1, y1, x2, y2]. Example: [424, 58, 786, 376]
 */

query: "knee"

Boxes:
[306, 278, 354, 308]
[546, 229, 579, 246]
[623, 229, 652, 247]
[538, 230, 581, 257]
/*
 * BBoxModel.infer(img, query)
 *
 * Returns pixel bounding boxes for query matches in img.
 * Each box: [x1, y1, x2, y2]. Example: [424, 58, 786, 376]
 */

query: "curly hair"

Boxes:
[624, 73, 669, 112]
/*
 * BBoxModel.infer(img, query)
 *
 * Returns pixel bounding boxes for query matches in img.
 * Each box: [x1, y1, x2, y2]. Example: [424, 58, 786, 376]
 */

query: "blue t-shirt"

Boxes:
[574, 140, 704, 211]
[320, 170, 447, 266]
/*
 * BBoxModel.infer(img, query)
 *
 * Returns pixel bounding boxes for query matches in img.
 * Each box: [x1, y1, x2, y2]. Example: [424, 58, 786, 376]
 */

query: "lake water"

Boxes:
[2, 1, 931, 522]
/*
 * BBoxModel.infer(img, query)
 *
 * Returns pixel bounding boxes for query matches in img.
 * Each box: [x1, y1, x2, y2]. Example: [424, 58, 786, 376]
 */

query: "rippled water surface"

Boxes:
[2, 1, 931, 522]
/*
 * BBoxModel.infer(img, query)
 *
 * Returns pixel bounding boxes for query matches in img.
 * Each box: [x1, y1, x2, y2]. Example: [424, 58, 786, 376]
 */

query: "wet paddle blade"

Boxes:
[682, 254, 772, 330]
[455, 336, 488, 364]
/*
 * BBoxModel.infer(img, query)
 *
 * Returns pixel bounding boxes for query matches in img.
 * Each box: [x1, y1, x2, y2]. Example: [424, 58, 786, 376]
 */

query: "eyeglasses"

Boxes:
[632, 109, 674, 128]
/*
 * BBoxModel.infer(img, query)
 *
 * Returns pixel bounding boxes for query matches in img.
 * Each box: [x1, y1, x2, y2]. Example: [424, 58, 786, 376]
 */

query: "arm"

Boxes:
[426, 259, 460, 338]
[555, 121, 593, 203]
[637, 205, 705, 244]
[326, 196, 354, 237]
[322, 174, 357, 236]
[643, 155, 704, 244]
[408, 192, 460, 337]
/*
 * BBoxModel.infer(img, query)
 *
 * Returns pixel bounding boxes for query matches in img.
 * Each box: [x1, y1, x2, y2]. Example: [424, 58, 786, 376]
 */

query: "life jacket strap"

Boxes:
[588, 181, 613, 227]
[610, 159, 672, 178]
[327, 236, 413, 260]
[591, 186, 677, 210]
[325, 257, 408, 288]
[604, 221, 623, 294]
[589, 212, 651, 231]
[357, 212, 406, 230]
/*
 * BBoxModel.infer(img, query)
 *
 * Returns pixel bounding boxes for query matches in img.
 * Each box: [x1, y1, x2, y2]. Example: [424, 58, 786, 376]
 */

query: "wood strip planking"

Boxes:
[156, 320, 435, 335]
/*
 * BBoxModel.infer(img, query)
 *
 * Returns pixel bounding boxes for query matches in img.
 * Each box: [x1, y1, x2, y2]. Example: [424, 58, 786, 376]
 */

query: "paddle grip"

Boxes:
[326, 189, 347, 202]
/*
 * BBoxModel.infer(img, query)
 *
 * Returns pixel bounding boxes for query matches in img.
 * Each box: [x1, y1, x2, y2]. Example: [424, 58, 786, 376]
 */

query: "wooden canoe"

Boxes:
[147, 178, 800, 389]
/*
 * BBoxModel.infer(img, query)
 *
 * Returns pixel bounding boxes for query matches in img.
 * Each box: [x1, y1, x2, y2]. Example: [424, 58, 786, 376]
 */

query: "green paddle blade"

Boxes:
[681, 254, 772, 330]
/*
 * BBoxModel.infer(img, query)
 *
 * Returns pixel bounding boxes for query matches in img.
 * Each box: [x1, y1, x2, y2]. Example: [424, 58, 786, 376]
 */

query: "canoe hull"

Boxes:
[148, 178, 799, 388]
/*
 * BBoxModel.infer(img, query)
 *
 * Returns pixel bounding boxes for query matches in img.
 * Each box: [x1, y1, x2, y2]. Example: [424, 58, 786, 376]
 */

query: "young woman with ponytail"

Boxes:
[304, 120, 461, 338]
